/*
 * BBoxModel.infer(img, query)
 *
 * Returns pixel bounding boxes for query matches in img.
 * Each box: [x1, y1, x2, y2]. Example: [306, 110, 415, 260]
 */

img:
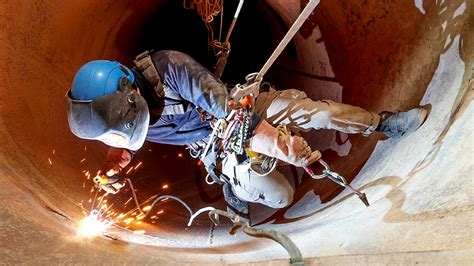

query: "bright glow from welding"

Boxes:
[77, 211, 112, 238]
[123, 217, 134, 224]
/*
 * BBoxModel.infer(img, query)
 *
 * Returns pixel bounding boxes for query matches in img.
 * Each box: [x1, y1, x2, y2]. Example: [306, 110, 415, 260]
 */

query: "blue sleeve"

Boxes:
[146, 115, 212, 145]
[152, 50, 229, 119]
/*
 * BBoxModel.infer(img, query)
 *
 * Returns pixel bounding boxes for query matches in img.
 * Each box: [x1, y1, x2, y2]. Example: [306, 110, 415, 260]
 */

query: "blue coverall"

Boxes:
[134, 50, 259, 145]
[130, 50, 295, 209]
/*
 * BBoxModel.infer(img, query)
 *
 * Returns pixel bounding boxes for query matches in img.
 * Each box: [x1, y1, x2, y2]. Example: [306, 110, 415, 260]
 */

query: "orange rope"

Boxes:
[183, 0, 223, 23]
[184, 0, 226, 55]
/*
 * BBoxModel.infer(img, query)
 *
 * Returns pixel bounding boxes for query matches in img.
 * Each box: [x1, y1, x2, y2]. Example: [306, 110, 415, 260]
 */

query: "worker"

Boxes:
[66, 50, 427, 215]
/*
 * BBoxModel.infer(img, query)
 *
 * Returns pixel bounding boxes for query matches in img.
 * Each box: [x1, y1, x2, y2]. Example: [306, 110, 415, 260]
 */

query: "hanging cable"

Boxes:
[183, 0, 224, 50]
[213, 0, 244, 78]
[183, 0, 224, 23]
[125, 178, 194, 218]
[183, 0, 245, 78]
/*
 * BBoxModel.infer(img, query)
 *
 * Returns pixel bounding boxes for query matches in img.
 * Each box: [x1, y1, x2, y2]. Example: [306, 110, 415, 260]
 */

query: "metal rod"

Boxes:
[257, 0, 320, 81]
[224, 0, 244, 43]
[241, 226, 304, 265]
[206, 209, 305, 265]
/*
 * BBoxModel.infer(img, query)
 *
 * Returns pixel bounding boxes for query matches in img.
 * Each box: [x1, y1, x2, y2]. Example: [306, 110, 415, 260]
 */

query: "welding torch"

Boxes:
[93, 174, 125, 194]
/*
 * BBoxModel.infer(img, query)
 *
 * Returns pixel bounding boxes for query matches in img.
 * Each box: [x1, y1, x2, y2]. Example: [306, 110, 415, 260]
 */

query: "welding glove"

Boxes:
[249, 120, 321, 167]
[102, 147, 133, 176]
[94, 174, 125, 194]
[98, 147, 132, 194]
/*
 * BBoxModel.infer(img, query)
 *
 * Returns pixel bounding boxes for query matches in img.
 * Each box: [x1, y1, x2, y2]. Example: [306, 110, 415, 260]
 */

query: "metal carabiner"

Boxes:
[323, 169, 348, 187]
[304, 159, 370, 207]
[304, 159, 330, 180]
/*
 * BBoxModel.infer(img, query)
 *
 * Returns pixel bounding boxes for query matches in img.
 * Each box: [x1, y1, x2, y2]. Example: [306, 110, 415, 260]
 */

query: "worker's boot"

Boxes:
[376, 108, 428, 138]
[223, 183, 250, 223]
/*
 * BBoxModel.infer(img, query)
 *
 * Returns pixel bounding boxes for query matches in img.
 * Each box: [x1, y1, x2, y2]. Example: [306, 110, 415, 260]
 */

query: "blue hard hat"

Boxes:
[68, 60, 149, 151]
[71, 60, 135, 100]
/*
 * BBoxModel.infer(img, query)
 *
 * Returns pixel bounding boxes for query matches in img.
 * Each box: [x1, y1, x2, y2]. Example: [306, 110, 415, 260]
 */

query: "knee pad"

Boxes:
[268, 187, 294, 209]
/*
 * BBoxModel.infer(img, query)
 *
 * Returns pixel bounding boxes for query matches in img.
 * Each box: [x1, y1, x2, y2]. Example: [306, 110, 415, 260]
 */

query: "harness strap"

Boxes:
[134, 50, 189, 116]
[134, 50, 164, 97]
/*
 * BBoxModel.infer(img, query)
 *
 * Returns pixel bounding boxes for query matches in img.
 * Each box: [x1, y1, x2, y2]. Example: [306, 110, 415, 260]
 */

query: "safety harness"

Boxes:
[134, 50, 214, 120]
[133, 50, 165, 98]
[133, 50, 223, 173]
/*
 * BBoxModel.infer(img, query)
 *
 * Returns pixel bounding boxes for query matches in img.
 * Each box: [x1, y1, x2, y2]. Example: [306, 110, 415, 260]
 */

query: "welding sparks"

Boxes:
[77, 210, 112, 238]
[134, 161, 143, 170]
[162, 184, 169, 189]
[80, 158, 86, 163]
[124, 197, 132, 206]
[48, 158, 52, 165]
[125, 167, 133, 175]
[142, 205, 151, 211]
[177, 152, 183, 158]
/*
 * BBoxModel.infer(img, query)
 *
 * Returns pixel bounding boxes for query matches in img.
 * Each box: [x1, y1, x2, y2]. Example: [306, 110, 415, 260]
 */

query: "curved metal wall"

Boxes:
[0, 0, 472, 264]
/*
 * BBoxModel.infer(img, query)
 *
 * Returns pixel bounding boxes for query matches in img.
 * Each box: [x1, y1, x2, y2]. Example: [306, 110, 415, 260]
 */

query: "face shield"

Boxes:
[67, 77, 150, 151]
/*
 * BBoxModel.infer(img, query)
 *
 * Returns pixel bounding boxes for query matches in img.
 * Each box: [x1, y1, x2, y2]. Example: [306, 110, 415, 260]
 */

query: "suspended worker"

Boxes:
[66, 50, 427, 215]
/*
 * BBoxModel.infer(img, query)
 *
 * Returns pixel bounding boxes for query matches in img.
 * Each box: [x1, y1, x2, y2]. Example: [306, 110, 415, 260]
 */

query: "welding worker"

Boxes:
[66, 50, 427, 213]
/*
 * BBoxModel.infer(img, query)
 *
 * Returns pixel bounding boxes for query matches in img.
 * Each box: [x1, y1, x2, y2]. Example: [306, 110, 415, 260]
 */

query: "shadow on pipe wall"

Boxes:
[255, 0, 471, 225]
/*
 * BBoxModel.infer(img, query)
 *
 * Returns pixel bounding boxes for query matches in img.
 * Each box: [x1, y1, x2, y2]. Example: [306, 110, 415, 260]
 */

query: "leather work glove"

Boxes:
[97, 147, 132, 194]
[101, 147, 133, 176]
[249, 120, 321, 167]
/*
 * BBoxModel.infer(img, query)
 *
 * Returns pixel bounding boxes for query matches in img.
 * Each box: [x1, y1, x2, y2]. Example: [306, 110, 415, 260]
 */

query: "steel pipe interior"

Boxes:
[0, 0, 472, 264]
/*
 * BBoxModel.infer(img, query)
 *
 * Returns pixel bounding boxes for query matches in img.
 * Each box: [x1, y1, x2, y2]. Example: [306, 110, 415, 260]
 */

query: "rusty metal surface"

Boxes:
[0, 0, 472, 264]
